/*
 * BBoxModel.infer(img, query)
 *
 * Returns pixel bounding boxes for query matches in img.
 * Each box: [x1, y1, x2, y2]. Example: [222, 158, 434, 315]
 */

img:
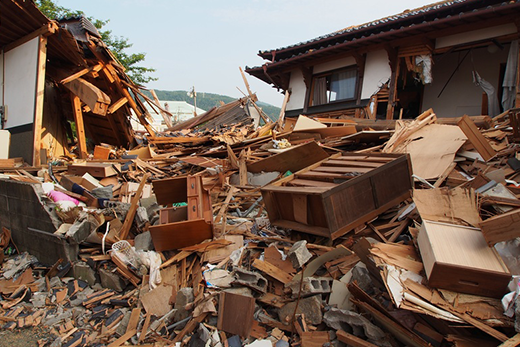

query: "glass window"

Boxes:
[310, 66, 357, 106]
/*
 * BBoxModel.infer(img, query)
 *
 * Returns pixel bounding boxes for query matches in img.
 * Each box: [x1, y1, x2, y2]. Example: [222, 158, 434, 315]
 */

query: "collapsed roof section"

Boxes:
[0, 0, 154, 165]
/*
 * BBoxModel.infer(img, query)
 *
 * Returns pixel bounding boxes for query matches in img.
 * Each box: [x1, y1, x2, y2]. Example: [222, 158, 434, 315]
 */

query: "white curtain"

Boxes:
[502, 40, 519, 112]
[313, 77, 327, 105]
[330, 69, 356, 101]
[473, 70, 500, 117]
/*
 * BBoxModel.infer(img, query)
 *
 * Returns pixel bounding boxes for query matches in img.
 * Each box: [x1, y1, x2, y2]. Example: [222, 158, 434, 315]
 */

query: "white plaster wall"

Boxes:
[3, 37, 39, 129]
[286, 69, 306, 111]
[313, 56, 356, 74]
[436, 23, 517, 49]
[361, 50, 391, 99]
[422, 44, 510, 117]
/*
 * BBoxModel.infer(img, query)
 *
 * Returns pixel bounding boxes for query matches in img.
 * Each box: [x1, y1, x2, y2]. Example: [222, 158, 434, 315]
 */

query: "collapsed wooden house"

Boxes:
[246, 0, 520, 120]
[0, 0, 153, 166]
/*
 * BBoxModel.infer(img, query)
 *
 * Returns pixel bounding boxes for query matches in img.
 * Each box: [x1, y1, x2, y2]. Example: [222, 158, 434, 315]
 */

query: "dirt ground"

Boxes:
[0, 326, 56, 347]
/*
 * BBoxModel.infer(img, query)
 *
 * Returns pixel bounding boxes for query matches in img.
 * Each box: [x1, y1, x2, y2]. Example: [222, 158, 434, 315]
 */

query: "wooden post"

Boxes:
[276, 90, 291, 131]
[516, 39, 520, 108]
[119, 173, 151, 240]
[71, 95, 88, 159]
[32, 35, 47, 166]
[385, 46, 399, 120]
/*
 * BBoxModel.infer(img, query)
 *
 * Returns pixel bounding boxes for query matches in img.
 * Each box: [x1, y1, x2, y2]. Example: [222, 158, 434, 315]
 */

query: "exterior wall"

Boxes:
[313, 56, 356, 74]
[361, 49, 392, 99]
[436, 23, 517, 49]
[3, 37, 39, 129]
[286, 69, 306, 111]
[422, 44, 510, 117]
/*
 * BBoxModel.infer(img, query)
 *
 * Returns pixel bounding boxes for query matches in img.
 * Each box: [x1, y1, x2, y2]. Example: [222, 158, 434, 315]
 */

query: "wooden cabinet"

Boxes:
[149, 175, 213, 251]
[261, 153, 412, 239]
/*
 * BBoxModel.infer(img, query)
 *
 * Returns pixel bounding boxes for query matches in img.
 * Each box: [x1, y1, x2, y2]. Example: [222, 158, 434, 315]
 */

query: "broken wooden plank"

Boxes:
[498, 334, 520, 347]
[65, 77, 111, 116]
[336, 330, 379, 347]
[217, 292, 255, 338]
[480, 208, 520, 245]
[458, 115, 496, 161]
[119, 173, 151, 240]
[252, 259, 293, 284]
[107, 328, 136, 347]
[71, 95, 88, 159]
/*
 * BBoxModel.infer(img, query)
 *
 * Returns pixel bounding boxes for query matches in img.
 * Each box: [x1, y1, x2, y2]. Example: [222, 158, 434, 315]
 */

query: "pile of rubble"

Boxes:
[1, 106, 520, 347]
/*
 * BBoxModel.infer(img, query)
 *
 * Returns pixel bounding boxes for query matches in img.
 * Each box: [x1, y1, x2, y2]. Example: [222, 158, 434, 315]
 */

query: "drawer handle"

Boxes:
[459, 280, 479, 287]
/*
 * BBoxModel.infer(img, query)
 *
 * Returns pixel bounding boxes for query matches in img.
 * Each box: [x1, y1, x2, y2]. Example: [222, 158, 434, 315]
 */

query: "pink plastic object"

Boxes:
[47, 190, 80, 205]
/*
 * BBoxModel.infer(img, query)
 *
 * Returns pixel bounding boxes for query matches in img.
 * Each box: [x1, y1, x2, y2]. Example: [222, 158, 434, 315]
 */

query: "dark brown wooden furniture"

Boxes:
[261, 152, 412, 239]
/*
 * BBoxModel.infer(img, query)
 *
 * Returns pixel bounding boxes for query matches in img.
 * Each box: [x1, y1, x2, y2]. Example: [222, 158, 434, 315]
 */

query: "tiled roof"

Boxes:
[256, 0, 519, 63]
[259, 0, 463, 56]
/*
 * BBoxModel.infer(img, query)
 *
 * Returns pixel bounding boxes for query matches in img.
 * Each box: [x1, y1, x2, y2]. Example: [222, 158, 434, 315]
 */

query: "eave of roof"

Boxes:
[246, 0, 520, 87]
[256, 0, 519, 63]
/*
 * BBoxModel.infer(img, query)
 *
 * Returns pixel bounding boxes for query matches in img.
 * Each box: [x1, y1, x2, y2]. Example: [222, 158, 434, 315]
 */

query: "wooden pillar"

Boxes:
[301, 66, 313, 114]
[32, 35, 47, 166]
[385, 46, 399, 120]
[71, 95, 88, 159]
[516, 40, 520, 108]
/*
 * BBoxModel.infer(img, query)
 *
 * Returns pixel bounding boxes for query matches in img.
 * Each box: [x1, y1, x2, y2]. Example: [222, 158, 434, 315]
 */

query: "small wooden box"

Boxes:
[418, 220, 511, 298]
[149, 175, 213, 251]
[68, 162, 120, 178]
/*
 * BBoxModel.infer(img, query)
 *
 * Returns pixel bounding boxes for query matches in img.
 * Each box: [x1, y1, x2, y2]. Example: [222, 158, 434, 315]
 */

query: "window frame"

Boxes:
[307, 65, 359, 107]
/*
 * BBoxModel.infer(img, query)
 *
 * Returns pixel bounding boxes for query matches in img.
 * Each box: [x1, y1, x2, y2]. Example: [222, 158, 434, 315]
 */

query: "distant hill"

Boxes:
[142, 89, 280, 121]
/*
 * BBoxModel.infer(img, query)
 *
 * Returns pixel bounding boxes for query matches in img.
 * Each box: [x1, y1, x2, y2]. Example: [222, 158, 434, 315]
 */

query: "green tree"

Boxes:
[35, 0, 156, 84]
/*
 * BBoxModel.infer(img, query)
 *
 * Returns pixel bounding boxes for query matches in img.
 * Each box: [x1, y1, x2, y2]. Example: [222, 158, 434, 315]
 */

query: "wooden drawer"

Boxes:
[418, 220, 510, 298]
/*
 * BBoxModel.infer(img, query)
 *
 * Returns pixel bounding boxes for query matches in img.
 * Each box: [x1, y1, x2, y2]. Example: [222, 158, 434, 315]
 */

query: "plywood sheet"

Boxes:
[140, 284, 173, 316]
[391, 124, 467, 180]
[293, 115, 327, 131]
[217, 292, 255, 338]
[413, 187, 480, 227]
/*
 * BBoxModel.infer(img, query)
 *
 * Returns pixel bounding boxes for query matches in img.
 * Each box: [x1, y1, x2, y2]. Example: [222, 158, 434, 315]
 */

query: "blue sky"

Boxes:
[61, 0, 436, 107]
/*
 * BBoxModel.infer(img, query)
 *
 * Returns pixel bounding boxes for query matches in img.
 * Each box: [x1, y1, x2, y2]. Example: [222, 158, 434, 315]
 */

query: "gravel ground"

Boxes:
[0, 326, 56, 347]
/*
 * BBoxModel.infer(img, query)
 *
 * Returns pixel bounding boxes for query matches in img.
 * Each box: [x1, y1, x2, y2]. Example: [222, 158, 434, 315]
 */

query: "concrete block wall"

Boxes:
[0, 179, 78, 265]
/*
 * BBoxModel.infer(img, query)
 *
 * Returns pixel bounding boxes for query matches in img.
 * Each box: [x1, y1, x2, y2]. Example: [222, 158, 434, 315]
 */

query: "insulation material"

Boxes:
[415, 54, 433, 84]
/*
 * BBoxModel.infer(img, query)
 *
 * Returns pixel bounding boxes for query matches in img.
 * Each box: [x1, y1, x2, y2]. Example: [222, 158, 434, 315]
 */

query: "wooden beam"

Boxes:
[239, 67, 258, 102]
[277, 90, 291, 131]
[384, 46, 399, 120]
[119, 173, 151, 240]
[71, 95, 88, 159]
[498, 334, 520, 347]
[336, 330, 379, 347]
[107, 97, 129, 114]
[32, 36, 48, 166]
[4, 22, 58, 53]
[353, 53, 366, 107]
[457, 115, 496, 161]
[64, 77, 111, 116]
[150, 89, 172, 128]
[60, 64, 103, 84]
